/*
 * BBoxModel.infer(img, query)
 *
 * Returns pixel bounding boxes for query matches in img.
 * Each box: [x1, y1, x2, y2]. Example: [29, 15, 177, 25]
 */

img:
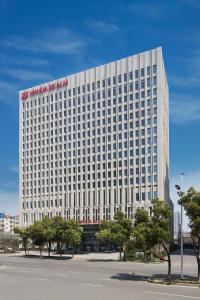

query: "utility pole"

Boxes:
[180, 172, 185, 280]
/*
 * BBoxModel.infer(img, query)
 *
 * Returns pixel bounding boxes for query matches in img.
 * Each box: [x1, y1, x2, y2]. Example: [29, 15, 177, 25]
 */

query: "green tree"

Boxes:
[0, 231, 19, 253]
[132, 209, 152, 261]
[64, 219, 82, 257]
[41, 216, 55, 256]
[14, 227, 31, 255]
[29, 221, 46, 257]
[133, 199, 172, 281]
[96, 210, 132, 260]
[51, 216, 67, 256]
[179, 187, 200, 281]
[150, 199, 172, 281]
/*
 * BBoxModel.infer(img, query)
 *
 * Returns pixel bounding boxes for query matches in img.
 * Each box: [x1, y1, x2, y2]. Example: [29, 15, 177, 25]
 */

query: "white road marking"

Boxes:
[146, 290, 200, 299]
[53, 274, 69, 278]
[87, 264, 146, 271]
[156, 284, 198, 289]
[36, 278, 51, 282]
[83, 283, 102, 288]
[18, 270, 30, 273]
[2, 259, 38, 264]
[98, 277, 113, 281]
[69, 270, 81, 274]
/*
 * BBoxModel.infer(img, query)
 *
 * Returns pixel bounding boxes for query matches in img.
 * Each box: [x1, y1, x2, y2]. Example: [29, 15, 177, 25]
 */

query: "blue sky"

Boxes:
[0, 0, 200, 227]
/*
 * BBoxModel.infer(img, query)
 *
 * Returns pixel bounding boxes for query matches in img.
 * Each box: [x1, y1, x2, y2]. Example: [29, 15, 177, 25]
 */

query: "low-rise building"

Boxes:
[0, 215, 19, 234]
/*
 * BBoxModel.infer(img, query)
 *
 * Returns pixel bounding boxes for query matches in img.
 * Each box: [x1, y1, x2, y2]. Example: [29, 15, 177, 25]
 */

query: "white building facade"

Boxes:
[19, 47, 169, 227]
[0, 215, 19, 233]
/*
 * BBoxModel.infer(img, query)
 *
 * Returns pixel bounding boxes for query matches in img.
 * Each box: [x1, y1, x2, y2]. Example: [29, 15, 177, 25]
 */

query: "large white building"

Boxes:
[19, 47, 169, 227]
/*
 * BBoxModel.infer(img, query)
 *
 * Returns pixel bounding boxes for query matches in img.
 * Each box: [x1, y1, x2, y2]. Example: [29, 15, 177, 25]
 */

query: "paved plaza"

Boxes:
[0, 254, 199, 300]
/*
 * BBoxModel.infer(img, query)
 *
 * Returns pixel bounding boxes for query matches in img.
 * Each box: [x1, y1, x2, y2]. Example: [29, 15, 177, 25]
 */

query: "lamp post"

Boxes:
[175, 172, 185, 280]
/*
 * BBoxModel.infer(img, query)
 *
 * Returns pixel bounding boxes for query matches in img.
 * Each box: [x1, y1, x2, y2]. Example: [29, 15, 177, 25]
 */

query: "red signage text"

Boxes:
[21, 79, 68, 101]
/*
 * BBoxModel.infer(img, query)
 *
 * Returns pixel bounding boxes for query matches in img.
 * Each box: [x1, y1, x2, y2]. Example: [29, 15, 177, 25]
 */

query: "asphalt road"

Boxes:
[0, 254, 199, 300]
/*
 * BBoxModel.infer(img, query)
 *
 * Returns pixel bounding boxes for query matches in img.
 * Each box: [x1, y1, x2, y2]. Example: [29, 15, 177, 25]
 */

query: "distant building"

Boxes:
[0, 215, 19, 234]
[174, 211, 181, 239]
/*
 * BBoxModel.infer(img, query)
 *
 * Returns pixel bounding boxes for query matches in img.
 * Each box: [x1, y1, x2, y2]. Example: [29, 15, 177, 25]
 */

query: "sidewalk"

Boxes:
[0, 251, 120, 261]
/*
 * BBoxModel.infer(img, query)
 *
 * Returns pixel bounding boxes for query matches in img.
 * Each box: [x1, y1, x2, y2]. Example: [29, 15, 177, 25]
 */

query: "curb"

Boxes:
[148, 278, 200, 286]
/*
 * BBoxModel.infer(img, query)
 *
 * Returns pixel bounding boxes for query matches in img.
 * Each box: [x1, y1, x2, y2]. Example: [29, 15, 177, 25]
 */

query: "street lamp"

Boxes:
[175, 172, 185, 280]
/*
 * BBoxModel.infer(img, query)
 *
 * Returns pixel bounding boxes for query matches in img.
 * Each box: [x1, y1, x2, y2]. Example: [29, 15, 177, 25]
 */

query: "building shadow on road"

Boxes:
[111, 273, 149, 281]
[111, 273, 200, 284]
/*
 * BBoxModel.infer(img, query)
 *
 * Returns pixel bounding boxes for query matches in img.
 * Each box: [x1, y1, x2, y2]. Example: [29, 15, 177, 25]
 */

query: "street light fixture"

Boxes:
[175, 172, 185, 280]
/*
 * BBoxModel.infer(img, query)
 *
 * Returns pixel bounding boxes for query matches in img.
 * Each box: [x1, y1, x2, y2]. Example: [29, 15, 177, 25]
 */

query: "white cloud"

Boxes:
[0, 67, 52, 82]
[0, 53, 49, 67]
[9, 166, 18, 174]
[169, 74, 200, 87]
[170, 93, 200, 124]
[3, 27, 86, 55]
[128, 2, 167, 19]
[15, 56, 49, 67]
[88, 21, 119, 33]
[0, 80, 19, 105]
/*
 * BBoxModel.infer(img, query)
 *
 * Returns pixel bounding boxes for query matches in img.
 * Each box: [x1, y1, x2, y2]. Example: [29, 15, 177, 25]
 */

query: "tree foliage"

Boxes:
[28, 221, 46, 256]
[132, 199, 172, 280]
[179, 187, 200, 281]
[14, 227, 31, 255]
[96, 210, 132, 260]
[0, 231, 19, 253]
[15, 217, 82, 257]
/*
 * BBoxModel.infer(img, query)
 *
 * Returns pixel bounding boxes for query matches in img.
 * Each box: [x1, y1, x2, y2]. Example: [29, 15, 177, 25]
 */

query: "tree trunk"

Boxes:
[119, 247, 122, 261]
[197, 256, 200, 282]
[191, 236, 200, 281]
[123, 249, 126, 261]
[60, 243, 63, 256]
[48, 242, 51, 257]
[167, 252, 171, 282]
[123, 244, 126, 261]
[144, 250, 148, 262]
[162, 243, 171, 282]
[196, 238, 200, 281]
[39, 246, 42, 257]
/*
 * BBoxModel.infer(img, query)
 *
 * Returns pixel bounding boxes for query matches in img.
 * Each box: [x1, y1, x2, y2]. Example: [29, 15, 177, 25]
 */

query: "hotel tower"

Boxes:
[19, 47, 169, 227]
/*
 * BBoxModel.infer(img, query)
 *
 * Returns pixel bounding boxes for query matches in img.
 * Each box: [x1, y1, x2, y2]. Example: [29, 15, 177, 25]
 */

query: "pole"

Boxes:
[180, 172, 184, 280]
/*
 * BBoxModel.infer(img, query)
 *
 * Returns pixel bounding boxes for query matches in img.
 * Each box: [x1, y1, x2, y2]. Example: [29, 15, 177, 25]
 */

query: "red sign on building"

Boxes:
[21, 78, 68, 101]
[78, 220, 101, 225]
